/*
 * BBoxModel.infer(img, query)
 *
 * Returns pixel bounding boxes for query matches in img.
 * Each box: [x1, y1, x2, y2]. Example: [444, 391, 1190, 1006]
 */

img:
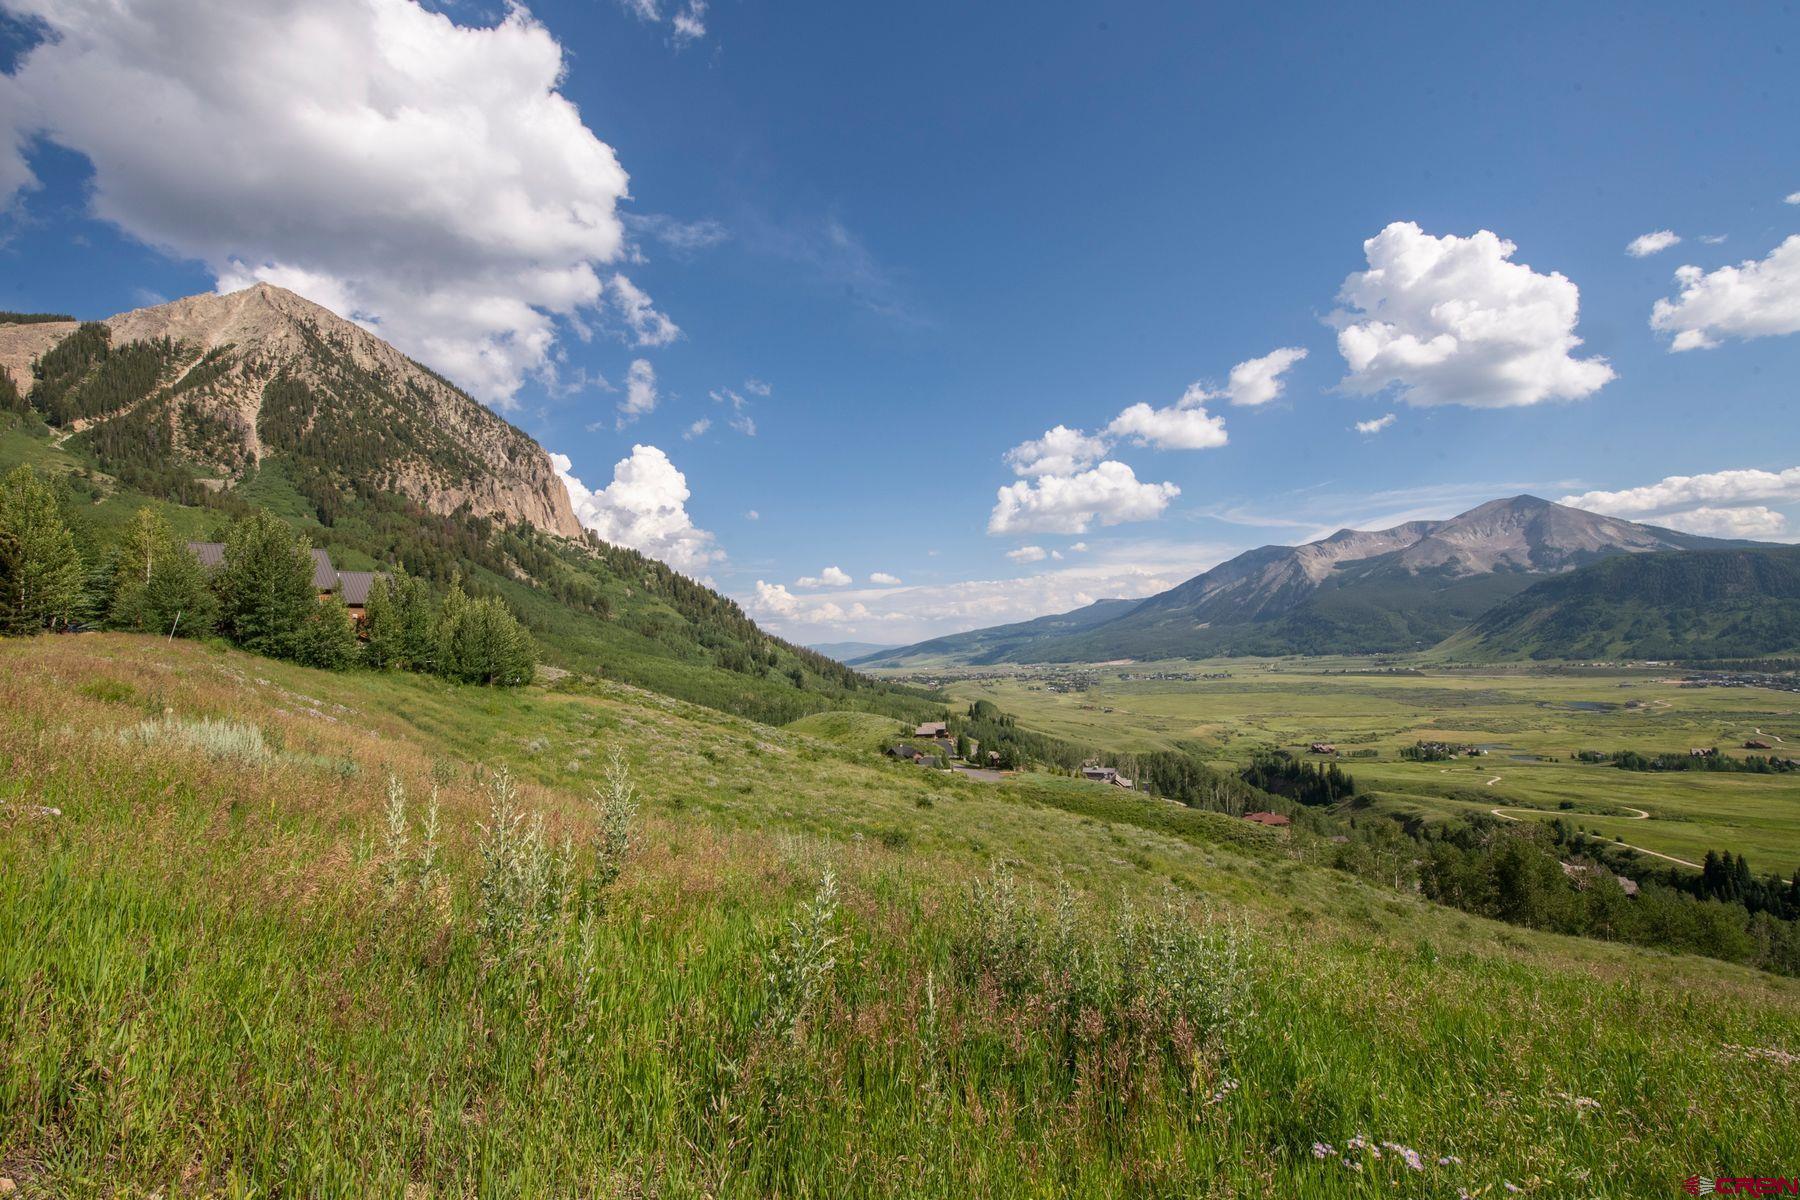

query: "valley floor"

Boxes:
[2, 636, 1797, 1196]
[934, 659, 1800, 875]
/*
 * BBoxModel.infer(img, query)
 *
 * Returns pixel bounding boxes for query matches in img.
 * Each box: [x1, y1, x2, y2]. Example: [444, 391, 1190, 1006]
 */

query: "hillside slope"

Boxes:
[1442, 546, 1800, 661]
[4, 634, 1796, 1194]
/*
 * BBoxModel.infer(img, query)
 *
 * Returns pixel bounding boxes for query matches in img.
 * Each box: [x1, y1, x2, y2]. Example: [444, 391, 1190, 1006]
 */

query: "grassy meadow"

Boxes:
[2, 635, 1798, 1196]
[939, 662, 1800, 874]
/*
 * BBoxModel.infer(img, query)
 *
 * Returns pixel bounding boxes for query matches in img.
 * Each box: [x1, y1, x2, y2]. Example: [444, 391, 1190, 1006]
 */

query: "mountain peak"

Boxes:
[53, 285, 585, 540]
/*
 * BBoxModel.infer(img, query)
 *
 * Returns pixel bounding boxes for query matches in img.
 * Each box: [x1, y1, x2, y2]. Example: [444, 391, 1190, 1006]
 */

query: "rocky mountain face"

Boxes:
[24, 285, 581, 538]
[868, 497, 1758, 665]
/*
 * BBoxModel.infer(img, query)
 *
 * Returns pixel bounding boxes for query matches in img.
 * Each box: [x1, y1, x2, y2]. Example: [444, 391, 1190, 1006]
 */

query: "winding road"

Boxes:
[1487, 806, 1699, 869]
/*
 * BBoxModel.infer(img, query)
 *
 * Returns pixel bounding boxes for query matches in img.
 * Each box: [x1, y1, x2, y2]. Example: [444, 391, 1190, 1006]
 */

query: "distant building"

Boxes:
[1242, 811, 1291, 827]
[915, 721, 949, 738]
[1309, 742, 1338, 755]
[186, 542, 388, 619]
[1746, 740, 1773, 750]
[1080, 764, 1134, 789]
[885, 744, 928, 763]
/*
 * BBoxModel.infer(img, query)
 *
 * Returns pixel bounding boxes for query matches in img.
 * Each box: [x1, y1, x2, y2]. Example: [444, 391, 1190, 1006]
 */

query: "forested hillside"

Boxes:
[1444, 546, 1800, 661]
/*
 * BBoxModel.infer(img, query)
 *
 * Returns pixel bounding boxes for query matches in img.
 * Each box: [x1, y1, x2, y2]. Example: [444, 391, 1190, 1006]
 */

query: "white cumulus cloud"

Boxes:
[683, 417, 710, 439]
[797, 566, 853, 588]
[1561, 467, 1800, 515]
[1003, 424, 1110, 477]
[554, 445, 723, 574]
[1787, 192, 1800, 206]
[1652, 506, 1789, 539]
[1106, 399, 1228, 450]
[1222, 346, 1308, 406]
[1, 0, 646, 408]
[1649, 236, 1800, 351]
[1626, 230, 1681, 258]
[1005, 545, 1047, 563]
[618, 359, 659, 424]
[869, 571, 902, 585]
[1354, 413, 1397, 435]
[1332, 221, 1615, 408]
[989, 461, 1179, 535]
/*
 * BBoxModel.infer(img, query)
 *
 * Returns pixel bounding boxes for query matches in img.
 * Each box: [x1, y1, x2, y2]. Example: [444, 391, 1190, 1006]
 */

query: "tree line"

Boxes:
[0, 465, 534, 685]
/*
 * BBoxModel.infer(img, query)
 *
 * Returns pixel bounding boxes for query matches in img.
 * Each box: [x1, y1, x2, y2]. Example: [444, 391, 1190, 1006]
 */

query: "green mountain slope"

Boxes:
[1, 299, 936, 725]
[1442, 546, 1800, 661]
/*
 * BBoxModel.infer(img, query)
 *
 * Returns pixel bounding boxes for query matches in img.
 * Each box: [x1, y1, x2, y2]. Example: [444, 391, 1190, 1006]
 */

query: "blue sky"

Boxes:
[3, 0, 1799, 644]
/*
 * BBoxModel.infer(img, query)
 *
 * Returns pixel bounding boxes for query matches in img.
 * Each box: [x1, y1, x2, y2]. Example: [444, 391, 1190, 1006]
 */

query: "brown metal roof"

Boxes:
[335, 570, 389, 606]
[188, 540, 341, 593]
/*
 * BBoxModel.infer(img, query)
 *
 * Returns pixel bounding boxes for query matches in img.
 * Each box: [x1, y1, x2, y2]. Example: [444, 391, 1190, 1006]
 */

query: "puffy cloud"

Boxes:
[683, 417, 710, 439]
[1333, 221, 1615, 408]
[607, 274, 681, 347]
[1354, 413, 1397, 435]
[1106, 399, 1228, 450]
[869, 571, 902, 585]
[743, 378, 772, 396]
[797, 566, 853, 588]
[2, 0, 645, 408]
[1561, 467, 1800, 515]
[554, 445, 723, 574]
[1004, 424, 1110, 477]
[1652, 506, 1788, 539]
[1701, 234, 1729, 245]
[744, 509, 760, 520]
[1649, 236, 1800, 351]
[1069, 542, 1088, 552]
[1222, 346, 1308, 406]
[1626, 230, 1681, 258]
[1787, 192, 1800, 206]
[1005, 545, 1047, 563]
[989, 461, 1179, 535]
[618, 359, 658, 423]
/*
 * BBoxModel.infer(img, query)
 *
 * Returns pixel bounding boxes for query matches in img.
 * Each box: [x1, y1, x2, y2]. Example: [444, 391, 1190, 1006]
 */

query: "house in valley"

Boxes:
[1242, 811, 1291, 828]
[1080, 764, 1134, 789]
[914, 721, 949, 738]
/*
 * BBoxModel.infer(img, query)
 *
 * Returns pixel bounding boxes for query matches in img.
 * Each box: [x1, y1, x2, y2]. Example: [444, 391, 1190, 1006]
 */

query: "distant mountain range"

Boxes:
[806, 641, 903, 663]
[856, 496, 1781, 666]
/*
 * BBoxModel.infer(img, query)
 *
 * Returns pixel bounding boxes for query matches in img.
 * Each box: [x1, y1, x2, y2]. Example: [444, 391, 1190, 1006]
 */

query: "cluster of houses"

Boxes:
[186, 542, 388, 623]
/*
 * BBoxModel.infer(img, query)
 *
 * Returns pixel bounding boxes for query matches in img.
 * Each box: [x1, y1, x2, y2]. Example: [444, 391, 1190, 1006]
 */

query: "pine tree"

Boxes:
[294, 592, 360, 670]
[0, 465, 84, 634]
[436, 582, 535, 685]
[214, 510, 316, 659]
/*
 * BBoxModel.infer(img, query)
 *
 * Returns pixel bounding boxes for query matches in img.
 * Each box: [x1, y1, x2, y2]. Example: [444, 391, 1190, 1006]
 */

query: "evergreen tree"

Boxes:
[0, 466, 84, 634]
[214, 510, 315, 659]
[109, 507, 214, 637]
[294, 592, 360, 670]
[437, 582, 535, 685]
[361, 575, 402, 669]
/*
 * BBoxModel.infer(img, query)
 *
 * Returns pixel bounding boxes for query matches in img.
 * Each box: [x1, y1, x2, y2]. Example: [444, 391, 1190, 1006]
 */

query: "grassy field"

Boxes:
[3, 635, 1798, 1196]
[938, 662, 1800, 874]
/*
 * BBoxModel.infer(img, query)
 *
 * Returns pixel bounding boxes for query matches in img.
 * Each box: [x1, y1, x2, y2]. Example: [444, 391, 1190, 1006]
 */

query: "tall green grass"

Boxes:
[1, 635, 1796, 1196]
